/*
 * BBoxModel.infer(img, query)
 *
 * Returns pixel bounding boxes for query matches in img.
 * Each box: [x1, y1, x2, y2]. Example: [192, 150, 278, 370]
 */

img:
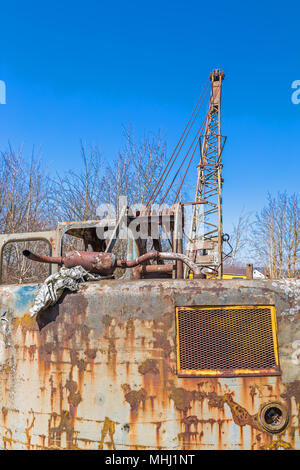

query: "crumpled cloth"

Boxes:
[29, 266, 101, 317]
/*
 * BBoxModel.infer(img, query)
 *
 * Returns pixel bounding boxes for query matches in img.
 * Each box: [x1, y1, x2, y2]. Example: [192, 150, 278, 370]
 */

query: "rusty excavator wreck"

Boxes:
[0, 70, 299, 451]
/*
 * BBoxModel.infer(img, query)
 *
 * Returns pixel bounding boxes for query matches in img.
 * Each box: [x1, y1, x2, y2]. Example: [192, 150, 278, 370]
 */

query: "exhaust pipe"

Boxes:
[23, 249, 204, 278]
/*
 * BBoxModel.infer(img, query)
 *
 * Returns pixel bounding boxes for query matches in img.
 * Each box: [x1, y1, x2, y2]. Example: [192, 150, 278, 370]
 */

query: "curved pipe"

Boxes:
[133, 264, 174, 279]
[116, 251, 159, 268]
[118, 251, 203, 277]
[158, 252, 203, 277]
[23, 249, 204, 277]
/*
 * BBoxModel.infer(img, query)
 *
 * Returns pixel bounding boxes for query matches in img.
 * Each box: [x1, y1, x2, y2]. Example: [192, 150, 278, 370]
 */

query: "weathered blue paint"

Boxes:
[14, 285, 38, 314]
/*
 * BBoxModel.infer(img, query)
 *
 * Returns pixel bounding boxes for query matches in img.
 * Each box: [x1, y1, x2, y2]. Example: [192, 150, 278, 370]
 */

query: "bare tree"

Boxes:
[49, 143, 105, 256]
[101, 138, 132, 218]
[250, 192, 300, 278]
[128, 129, 167, 206]
[100, 128, 168, 264]
[0, 145, 54, 283]
[285, 194, 300, 277]
[102, 128, 167, 214]
[228, 211, 251, 265]
[53, 142, 104, 223]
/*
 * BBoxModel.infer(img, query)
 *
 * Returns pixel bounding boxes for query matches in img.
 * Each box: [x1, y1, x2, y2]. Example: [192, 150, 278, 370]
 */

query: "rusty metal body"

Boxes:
[0, 278, 299, 450]
[23, 250, 117, 276]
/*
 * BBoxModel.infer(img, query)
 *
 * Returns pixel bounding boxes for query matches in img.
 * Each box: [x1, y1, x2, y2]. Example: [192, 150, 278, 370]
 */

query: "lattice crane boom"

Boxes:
[186, 69, 226, 278]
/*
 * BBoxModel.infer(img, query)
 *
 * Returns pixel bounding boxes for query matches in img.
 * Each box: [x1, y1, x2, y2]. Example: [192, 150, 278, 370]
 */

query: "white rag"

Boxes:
[29, 266, 101, 317]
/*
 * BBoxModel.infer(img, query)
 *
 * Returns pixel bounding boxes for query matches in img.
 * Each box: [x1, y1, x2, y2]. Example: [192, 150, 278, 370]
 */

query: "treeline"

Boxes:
[229, 193, 300, 278]
[0, 132, 299, 283]
[0, 130, 167, 283]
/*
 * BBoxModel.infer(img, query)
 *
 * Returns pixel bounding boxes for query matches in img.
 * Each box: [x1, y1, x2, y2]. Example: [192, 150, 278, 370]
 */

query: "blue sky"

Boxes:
[0, 0, 299, 233]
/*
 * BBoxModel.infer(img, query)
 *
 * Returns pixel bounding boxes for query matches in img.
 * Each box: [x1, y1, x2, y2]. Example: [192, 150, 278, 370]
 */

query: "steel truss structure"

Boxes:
[186, 69, 226, 278]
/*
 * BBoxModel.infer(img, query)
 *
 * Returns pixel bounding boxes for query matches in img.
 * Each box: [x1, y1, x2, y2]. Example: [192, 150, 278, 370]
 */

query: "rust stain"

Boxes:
[179, 415, 201, 443]
[167, 381, 278, 437]
[138, 359, 159, 375]
[43, 342, 56, 355]
[2, 406, 8, 424]
[85, 348, 97, 360]
[80, 324, 90, 341]
[48, 410, 77, 449]
[65, 377, 82, 408]
[102, 314, 112, 329]
[263, 439, 293, 450]
[250, 384, 259, 404]
[154, 421, 161, 447]
[25, 409, 36, 450]
[223, 393, 261, 431]
[70, 350, 86, 373]
[3, 428, 14, 449]
[208, 391, 226, 409]
[153, 332, 172, 358]
[282, 380, 300, 407]
[168, 381, 219, 415]
[107, 337, 117, 356]
[98, 417, 117, 450]
[168, 383, 196, 414]
[1, 364, 11, 374]
[178, 430, 199, 442]
[121, 384, 147, 411]
[49, 375, 56, 410]
[28, 344, 37, 360]
[182, 415, 199, 427]
[125, 318, 135, 337]
[153, 311, 173, 331]
[281, 380, 300, 429]
[39, 434, 46, 448]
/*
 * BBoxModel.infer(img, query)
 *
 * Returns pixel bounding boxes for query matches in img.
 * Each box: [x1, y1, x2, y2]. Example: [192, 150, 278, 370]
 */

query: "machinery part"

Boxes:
[29, 266, 101, 317]
[23, 249, 204, 277]
[157, 252, 204, 278]
[133, 264, 174, 279]
[23, 250, 117, 276]
[258, 402, 289, 434]
[116, 251, 161, 268]
[186, 69, 226, 278]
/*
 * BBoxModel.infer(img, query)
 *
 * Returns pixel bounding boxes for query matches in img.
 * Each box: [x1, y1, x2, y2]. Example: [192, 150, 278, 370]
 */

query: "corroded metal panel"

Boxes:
[0, 279, 299, 450]
[176, 306, 280, 377]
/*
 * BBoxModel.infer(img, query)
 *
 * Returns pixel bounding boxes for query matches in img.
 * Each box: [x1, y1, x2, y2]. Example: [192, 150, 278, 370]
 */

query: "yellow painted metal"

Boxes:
[206, 274, 247, 279]
[222, 274, 247, 279]
[270, 305, 279, 365]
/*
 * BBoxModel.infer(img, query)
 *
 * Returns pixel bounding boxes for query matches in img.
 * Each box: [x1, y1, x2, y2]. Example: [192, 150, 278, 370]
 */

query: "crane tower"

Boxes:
[186, 69, 226, 278]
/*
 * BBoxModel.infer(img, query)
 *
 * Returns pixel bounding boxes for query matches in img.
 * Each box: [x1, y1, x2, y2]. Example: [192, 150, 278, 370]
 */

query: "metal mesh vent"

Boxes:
[176, 306, 280, 377]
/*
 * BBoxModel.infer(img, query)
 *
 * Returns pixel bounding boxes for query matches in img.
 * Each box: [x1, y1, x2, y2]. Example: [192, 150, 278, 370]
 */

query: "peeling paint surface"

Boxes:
[0, 279, 299, 450]
[272, 280, 300, 320]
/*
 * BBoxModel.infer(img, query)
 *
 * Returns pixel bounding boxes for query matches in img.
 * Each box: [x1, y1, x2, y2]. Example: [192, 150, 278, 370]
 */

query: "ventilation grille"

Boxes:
[176, 306, 280, 377]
